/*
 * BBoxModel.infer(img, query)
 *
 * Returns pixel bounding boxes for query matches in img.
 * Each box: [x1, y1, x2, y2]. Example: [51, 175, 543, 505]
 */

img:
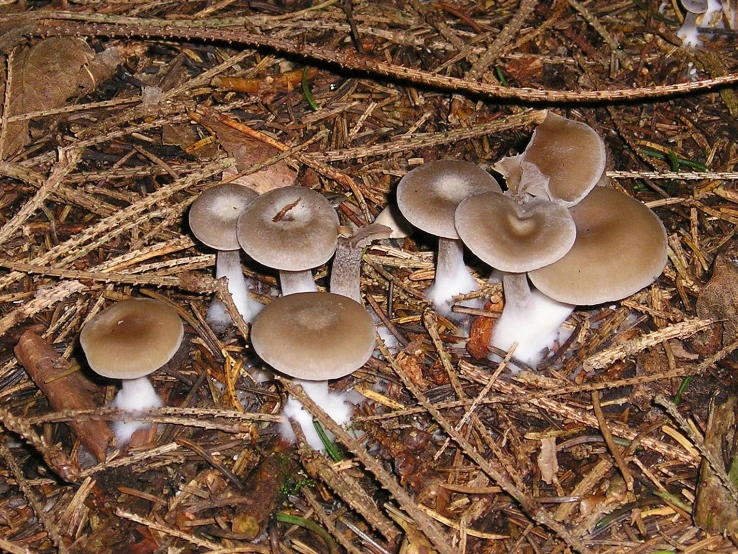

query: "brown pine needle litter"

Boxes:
[1, 0, 738, 552]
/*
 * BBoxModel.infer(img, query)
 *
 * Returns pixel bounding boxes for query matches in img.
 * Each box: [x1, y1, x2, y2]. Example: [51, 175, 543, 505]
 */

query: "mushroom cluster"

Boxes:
[395, 113, 667, 367]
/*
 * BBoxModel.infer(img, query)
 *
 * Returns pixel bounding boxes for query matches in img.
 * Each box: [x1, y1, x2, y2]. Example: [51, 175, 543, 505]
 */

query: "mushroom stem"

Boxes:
[491, 273, 574, 367]
[280, 379, 353, 451]
[279, 269, 318, 296]
[426, 237, 480, 318]
[111, 376, 163, 445]
[215, 249, 261, 323]
[330, 238, 362, 303]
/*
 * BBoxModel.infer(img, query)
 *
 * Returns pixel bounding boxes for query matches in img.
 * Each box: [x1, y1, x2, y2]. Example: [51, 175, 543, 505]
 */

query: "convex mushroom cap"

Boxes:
[189, 183, 258, 251]
[80, 298, 184, 380]
[237, 186, 339, 271]
[455, 192, 576, 273]
[497, 113, 606, 207]
[396, 160, 502, 238]
[528, 186, 668, 305]
[251, 292, 375, 380]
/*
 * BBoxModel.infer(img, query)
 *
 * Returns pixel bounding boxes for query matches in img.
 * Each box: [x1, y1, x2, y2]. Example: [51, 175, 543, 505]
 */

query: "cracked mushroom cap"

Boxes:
[189, 183, 258, 251]
[455, 191, 577, 273]
[250, 292, 376, 380]
[237, 186, 339, 271]
[80, 298, 184, 380]
[502, 113, 606, 207]
[528, 187, 668, 305]
[396, 160, 502, 239]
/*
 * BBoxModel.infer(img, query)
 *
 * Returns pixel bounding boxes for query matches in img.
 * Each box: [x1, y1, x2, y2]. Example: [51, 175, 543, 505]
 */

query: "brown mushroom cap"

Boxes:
[528, 187, 667, 305]
[396, 160, 502, 239]
[189, 183, 258, 251]
[237, 186, 339, 271]
[505, 113, 606, 207]
[80, 298, 184, 380]
[455, 191, 576, 273]
[250, 292, 376, 380]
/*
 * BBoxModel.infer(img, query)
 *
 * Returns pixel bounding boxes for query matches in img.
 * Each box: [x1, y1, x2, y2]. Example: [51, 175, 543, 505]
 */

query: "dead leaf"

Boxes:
[193, 114, 296, 194]
[694, 239, 738, 352]
[0, 38, 120, 156]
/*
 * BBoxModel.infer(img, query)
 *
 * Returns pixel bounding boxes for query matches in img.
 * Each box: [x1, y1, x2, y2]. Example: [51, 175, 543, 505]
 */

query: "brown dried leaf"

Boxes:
[1, 38, 120, 156]
[196, 115, 296, 194]
[695, 239, 738, 352]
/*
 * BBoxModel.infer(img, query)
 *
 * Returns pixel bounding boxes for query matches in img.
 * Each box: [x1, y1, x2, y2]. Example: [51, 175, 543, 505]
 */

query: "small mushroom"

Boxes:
[496, 113, 606, 207]
[396, 160, 501, 320]
[455, 191, 577, 364]
[237, 186, 339, 295]
[374, 204, 413, 239]
[251, 292, 375, 381]
[250, 291, 376, 449]
[189, 183, 261, 326]
[80, 298, 184, 444]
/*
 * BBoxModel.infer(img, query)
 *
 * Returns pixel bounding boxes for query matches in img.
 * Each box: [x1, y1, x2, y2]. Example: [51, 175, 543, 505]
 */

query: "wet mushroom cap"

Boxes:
[237, 186, 339, 271]
[80, 298, 184, 380]
[528, 187, 668, 305]
[512, 113, 606, 207]
[250, 292, 376, 380]
[189, 183, 258, 251]
[455, 192, 576, 273]
[396, 160, 502, 239]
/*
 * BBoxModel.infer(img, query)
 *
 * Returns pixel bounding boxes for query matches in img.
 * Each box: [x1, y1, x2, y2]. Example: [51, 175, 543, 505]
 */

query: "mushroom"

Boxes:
[455, 191, 577, 365]
[237, 186, 339, 295]
[396, 160, 502, 320]
[374, 204, 413, 239]
[528, 186, 668, 305]
[250, 291, 376, 449]
[677, 0, 723, 47]
[189, 183, 261, 327]
[80, 298, 184, 444]
[495, 113, 606, 207]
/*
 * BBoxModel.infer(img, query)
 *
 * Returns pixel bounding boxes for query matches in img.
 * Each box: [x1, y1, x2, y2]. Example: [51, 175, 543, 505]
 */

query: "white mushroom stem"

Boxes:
[491, 273, 574, 367]
[110, 376, 163, 445]
[425, 237, 481, 318]
[279, 269, 318, 296]
[279, 380, 354, 450]
[215, 249, 261, 323]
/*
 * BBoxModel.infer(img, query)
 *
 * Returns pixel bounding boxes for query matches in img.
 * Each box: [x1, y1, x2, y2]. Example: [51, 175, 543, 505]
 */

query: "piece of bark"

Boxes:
[14, 331, 114, 463]
[694, 392, 738, 534]
[694, 240, 738, 354]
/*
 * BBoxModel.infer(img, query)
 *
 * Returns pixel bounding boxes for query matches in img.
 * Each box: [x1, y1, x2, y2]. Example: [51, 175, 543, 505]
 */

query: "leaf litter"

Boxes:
[0, 1, 737, 553]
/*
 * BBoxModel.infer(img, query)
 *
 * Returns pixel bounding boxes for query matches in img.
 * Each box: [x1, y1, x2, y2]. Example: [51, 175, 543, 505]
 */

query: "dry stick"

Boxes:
[301, 487, 366, 554]
[277, 377, 457, 554]
[34, 16, 738, 102]
[460, 360, 698, 466]
[566, 0, 630, 70]
[14, 331, 115, 463]
[609, 170, 738, 180]
[0, 535, 36, 554]
[0, 260, 218, 292]
[0, 46, 16, 160]
[115, 508, 222, 550]
[591, 390, 635, 501]
[0, 149, 80, 245]
[654, 394, 738, 506]
[465, 0, 536, 79]
[376, 344, 591, 554]
[583, 318, 713, 370]
[0, 441, 70, 553]
[0, 157, 233, 291]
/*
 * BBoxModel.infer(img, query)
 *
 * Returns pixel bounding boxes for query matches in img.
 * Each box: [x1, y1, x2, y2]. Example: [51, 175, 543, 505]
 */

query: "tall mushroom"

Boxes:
[250, 291, 376, 449]
[189, 183, 261, 327]
[455, 191, 577, 365]
[396, 160, 501, 320]
[80, 298, 184, 444]
[237, 186, 339, 296]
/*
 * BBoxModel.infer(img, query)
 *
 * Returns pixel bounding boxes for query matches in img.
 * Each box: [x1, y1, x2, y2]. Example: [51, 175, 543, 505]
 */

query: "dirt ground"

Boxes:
[0, 0, 738, 552]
